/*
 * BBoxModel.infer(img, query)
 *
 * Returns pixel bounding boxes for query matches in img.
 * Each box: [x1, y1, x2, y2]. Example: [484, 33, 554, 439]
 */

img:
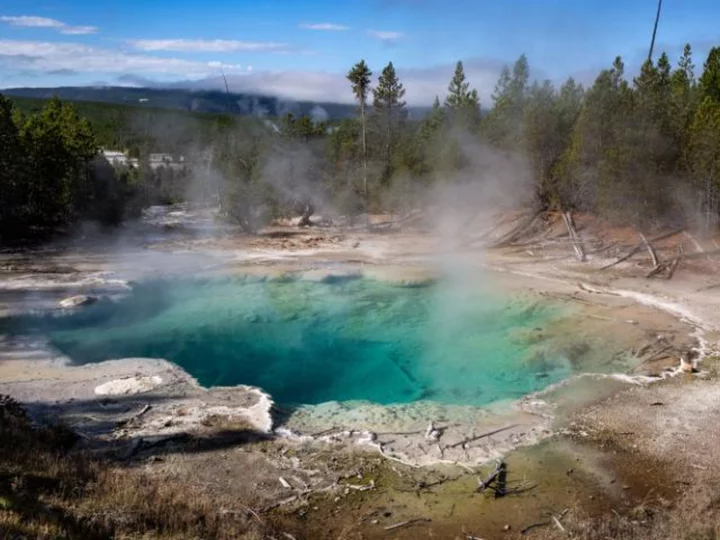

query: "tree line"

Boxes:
[336, 45, 720, 232]
[2, 42, 720, 241]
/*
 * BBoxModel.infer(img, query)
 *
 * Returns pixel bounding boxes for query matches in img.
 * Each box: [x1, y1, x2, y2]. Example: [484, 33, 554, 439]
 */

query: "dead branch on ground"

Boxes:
[521, 521, 551, 535]
[116, 403, 151, 427]
[447, 424, 519, 449]
[383, 518, 432, 531]
[345, 480, 375, 491]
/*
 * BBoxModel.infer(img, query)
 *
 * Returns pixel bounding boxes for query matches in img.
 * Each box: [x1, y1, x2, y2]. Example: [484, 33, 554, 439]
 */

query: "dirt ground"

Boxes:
[1, 208, 720, 539]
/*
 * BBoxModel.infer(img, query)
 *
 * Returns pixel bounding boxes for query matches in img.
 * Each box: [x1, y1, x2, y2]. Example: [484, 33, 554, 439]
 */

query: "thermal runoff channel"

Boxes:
[21, 276, 582, 407]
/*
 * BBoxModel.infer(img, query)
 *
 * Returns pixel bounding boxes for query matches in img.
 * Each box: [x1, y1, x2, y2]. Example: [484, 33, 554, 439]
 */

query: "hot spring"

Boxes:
[9, 274, 634, 408]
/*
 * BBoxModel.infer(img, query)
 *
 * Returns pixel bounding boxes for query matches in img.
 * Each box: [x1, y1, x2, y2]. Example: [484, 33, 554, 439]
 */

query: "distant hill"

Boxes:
[2, 86, 430, 121]
[1, 86, 352, 120]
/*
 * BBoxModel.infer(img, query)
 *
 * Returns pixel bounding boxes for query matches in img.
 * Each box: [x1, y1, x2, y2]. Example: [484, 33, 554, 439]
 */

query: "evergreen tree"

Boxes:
[347, 60, 373, 216]
[699, 47, 720, 102]
[0, 95, 24, 234]
[688, 96, 720, 231]
[444, 61, 480, 126]
[670, 44, 697, 173]
[558, 56, 633, 217]
[484, 55, 531, 147]
[523, 80, 560, 202]
[372, 62, 406, 183]
[688, 47, 720, 231]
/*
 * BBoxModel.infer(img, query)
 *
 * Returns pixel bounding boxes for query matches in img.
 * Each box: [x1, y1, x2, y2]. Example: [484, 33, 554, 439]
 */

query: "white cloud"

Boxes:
[0, 15, 97, 35]
[192, 58, 504, 106]
[299, 23, 349, 31]
[59, 25, 97, 35]
[0, 39, 247, 78]
[127, 39, 290, 53]
[368, 30, 404, 41]
[1, 16, 64, 28]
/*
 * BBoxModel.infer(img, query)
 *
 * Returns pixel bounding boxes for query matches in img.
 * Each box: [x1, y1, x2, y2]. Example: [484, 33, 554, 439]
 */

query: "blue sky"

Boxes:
[1, 0, 718, 104]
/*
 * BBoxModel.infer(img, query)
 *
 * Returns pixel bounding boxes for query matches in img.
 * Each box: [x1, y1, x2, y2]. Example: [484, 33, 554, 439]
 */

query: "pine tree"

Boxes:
[509, 54, 530, 106]
[688, 47, 720, 231]
[558, 56, 634, 218]
[671, 44, 697, 172]
[699, 47, 720, 103]
[524, 80, 559, 200]
[444, 61, 480, 126]
[347, 60, 372, 216]
[422, 96, 444, 137]
[484, 55, 530, 147]
[688, 96, 720, 231]
[675, 44, 696, 87]
[372, 62, 406, 183]
[0, 94, 24, 234]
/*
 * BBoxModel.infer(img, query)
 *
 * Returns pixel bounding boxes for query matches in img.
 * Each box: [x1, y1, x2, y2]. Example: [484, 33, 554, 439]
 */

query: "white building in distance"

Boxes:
[101, 149, 139, 168]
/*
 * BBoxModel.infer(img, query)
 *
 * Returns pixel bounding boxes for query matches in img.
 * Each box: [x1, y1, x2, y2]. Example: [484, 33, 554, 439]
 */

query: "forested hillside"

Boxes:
[10, 96, 239, 157]
[2, 43, 719, 242]
[3, 86, 361, 120]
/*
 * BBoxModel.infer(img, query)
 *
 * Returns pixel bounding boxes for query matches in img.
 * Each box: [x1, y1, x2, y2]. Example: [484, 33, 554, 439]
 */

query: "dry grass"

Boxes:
[529, 486, 720, 540]
[0, 395, 273, 539]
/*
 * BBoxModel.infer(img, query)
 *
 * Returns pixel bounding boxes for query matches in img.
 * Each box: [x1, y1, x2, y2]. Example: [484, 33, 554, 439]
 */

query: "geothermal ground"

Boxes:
[1, 207, 720, 539]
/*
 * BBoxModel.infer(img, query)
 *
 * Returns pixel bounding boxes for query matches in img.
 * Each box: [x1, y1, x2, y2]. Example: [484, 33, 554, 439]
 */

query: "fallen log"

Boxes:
[562, 211, 586, 261]
[600, 228, 684, 271]
[458, 214, 521, 248]
[600, 244, 645, 270]
[486, 210, 544, 249]
[647, 244, 685, 279]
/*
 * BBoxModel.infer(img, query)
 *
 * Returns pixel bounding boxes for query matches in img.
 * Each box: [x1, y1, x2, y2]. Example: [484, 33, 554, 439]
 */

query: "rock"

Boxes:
[58, 295, 97, 308]
[94, 375, 163, 396]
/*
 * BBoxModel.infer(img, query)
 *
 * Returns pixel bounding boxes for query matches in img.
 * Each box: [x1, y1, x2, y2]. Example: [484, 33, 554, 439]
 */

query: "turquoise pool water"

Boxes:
[12, 276, 576, 406]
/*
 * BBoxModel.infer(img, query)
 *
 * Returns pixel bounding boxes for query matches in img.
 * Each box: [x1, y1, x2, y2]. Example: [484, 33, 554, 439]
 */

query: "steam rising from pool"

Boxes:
[12, 276, 579, 407]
